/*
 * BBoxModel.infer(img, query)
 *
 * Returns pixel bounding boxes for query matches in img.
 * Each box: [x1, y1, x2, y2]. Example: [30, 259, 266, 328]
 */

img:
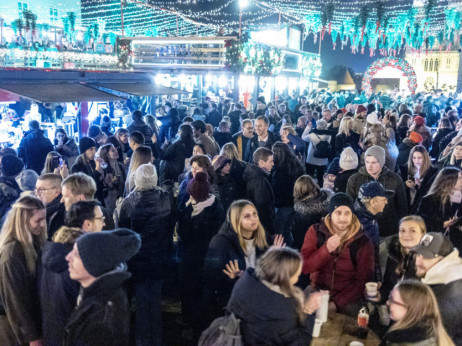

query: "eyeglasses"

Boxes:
[93, 216, 105, 222]
[388, 296, 408, 308]
[35, 187, 56, 194]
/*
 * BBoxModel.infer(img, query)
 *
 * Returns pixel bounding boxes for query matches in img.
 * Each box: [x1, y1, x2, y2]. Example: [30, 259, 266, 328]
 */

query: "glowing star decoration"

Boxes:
[362, 57, 417, 96]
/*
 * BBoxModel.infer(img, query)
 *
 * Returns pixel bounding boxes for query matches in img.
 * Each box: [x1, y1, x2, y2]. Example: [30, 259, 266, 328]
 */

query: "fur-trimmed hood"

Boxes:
[294, 188, 333, 216]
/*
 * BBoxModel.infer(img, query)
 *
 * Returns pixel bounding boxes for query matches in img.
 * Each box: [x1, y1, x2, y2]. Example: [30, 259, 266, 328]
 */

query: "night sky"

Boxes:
[303, 32, 404, 75]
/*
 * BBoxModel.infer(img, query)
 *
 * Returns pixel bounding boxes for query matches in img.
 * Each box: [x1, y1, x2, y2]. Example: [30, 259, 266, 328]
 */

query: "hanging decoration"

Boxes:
[117, 37, 133, 69]
[362, 57, 417, 95]
[300, 55, 321, 78]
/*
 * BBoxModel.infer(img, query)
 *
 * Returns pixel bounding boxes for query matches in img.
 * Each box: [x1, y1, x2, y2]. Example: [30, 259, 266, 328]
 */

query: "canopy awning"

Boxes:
[88, 82, 190, 96]
[0, 82, 125, 103]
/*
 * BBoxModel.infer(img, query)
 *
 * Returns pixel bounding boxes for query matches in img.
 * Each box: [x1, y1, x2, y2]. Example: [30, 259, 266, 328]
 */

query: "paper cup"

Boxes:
[350, 342, 364, 346]
[312, 319, 322, 338]
[366, 282, 378, 296]
[315, 292, 329, 323]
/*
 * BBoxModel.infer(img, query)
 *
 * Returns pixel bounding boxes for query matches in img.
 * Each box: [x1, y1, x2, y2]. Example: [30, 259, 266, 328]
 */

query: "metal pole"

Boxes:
[176, 14, 179, 36]
[239, 10, 242, 38]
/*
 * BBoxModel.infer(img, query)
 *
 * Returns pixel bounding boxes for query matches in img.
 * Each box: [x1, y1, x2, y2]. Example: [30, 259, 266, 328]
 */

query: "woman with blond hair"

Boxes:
[227, 247, 325, 345]
[0, 196, 47, 346]
[335, 116, 360, 156]
[125, 145, 153, 195]
[203, 200, 283, 326]
[381, 280, 454, 345]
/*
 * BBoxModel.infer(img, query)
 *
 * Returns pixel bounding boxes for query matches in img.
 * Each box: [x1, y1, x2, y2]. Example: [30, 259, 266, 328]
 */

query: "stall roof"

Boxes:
[0, 82, 125, 103]
[88, 82, 190, 96]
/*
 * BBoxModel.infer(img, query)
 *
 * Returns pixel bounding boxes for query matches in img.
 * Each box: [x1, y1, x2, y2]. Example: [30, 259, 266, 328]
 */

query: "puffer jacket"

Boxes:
[159, 138, 194, 183]
[118, 188, 174, 282]
[346, 166, 407, 236]
[301, 127, 332, 166]
[291, 189, 333, 250]
[301, 218, 374, 310]
[127, 119, 154, 144]
[420, 249, 462, 345]
[228, 268, 315, 346]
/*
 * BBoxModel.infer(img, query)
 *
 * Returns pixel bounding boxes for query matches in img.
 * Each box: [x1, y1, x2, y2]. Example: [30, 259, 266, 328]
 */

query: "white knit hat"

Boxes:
[134, 164, 158, 190]
[339, 147, 358, 171]
[366, 112, 379, 125]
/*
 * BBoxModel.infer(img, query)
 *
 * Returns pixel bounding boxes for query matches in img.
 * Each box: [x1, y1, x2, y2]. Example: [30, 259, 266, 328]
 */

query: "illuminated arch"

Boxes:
[362, 57, 417, 95]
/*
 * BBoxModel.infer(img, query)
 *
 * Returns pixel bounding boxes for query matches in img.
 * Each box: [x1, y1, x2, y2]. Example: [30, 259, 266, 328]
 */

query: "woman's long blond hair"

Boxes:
[0, 196, 46, 274]
[427, 167, 461, 210]
[338, 116, 353, 137]
[449, 141, 462, 166]
[228, 200, 268, 252]
[256, 247, 305, 321]
[389, 280, 454, 346]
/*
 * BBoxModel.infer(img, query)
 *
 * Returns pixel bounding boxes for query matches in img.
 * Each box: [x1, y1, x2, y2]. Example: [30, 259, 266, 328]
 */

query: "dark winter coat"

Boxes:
[244, 131, 277, 163]
[346, 166, 408, 236]
[380, 326, 437, 346]
[396, 138, 417, 168]
[0, 176, 21, 222]
[438, 130, 458, 158]
[271, 164, 304, 209]
[158, 114, 181, 143]
[70, 155, 105, 205]
[405, 166, 438, 214]
[127, 118, 154, 144]
[213, 131, 233, 149]
[291, 189, 332, 250]
[18, 129, 54, 174]
[207, 110, 222, 128]
[38, 241, 79, 346]
[380, 235, 417, 303]
[216, 174, 242, 212]
[228, 268, 315, 346]
[177, 172, 220, 213]
[396, 126, 409, 145]
[335, 132, 361, 156]
[301, 220, 374, 309]
[203, 222, 270, 311]
[334, 169, 358, 193]
[159, 138, 194, 183]
[228, 110, 242, 135]
[46, 194, 62, 227]
[243, 164, 275, 234]
[430, 128, 453, 158]
[118, 188, 174, 282]
[354, 201, 380, 247]
[63, 267, 131, 346]
[0, 241, 41, 345]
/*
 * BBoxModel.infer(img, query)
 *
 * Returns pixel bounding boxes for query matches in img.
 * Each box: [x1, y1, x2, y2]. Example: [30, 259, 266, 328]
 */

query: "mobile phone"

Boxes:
[59, 157, 64, 167]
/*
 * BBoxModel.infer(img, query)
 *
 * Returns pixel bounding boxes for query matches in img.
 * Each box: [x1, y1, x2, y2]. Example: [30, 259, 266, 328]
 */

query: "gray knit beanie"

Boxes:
[339, 147, 358, 171]
[76, 228, 141, 277]
[134, 164, 158, 190]
[365, 146, 386, 168]
[15, 169, 38, 192]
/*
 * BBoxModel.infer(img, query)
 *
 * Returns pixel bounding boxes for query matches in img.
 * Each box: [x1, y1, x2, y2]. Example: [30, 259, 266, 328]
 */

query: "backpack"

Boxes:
[198, 312, 243, 346]
[313, 134, 331, 159]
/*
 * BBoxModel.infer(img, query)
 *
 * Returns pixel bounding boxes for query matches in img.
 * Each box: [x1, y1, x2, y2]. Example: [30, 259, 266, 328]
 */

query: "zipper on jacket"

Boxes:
[331, 256, 337, 291]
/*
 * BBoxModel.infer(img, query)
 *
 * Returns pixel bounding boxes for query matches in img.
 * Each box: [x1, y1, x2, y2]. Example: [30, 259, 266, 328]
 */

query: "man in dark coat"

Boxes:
[158, 105, 181, 144]
[64, 229, 141, 346]
[232, 119, 254, 160]
[18, 120, 53, 174]
[413, 233, 462, 345]
[347, 146, 407, 236]
[127, 110, 153, 145]
[228, 103, 243, 135]
[243, 147, 275, 234]
[0, 155, 24, 222]
[244, 116, 277, 163]
[35, 173, 62, 226]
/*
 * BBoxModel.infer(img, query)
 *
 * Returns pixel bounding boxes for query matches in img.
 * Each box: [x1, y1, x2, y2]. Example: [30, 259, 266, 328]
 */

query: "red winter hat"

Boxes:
[409, 131, 423, 145]
[414, 116, 425, 126]
[357, 105, 367, 113]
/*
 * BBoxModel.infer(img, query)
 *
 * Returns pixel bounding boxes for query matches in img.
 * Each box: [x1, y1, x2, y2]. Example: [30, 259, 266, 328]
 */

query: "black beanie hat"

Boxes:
[328, 192, 354, 215]
[76, 228, 141, 277]
[187, 171, 210, 203]
[79, 137, 97, 155]
[1, 155, 24, 177]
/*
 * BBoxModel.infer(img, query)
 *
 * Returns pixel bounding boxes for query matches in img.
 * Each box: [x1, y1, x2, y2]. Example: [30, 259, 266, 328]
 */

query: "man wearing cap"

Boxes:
[0, 155, 24, 221]
[64, 229, 141, 346]
[412, 233, 462, 344]
[301, 193, 374, 316]
[346, 145, 407, 236]
[355, 181, 394, 281]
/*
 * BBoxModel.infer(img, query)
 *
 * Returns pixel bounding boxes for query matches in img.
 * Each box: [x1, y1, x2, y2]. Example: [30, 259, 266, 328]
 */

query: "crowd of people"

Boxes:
[0, 89, 462, 345]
